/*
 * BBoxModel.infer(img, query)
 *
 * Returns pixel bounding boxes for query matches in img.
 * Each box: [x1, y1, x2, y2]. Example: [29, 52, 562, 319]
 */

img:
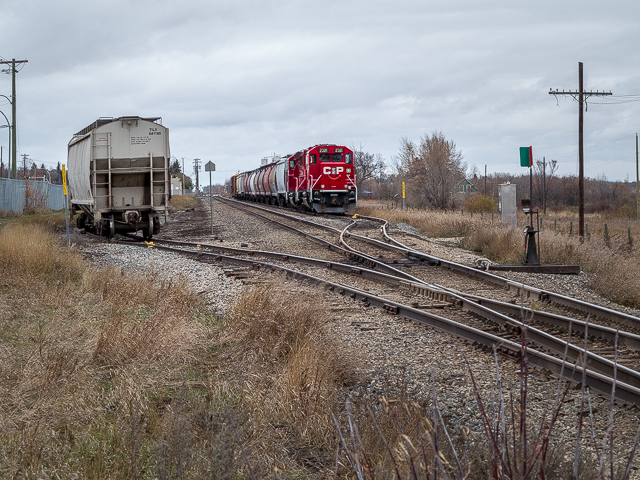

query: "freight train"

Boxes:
[67, 116, 171, 239]
[231, 145, 356, 214]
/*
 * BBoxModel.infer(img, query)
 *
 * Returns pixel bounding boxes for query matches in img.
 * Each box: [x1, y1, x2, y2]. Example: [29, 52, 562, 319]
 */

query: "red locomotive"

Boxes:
[231, 144, 356, 214]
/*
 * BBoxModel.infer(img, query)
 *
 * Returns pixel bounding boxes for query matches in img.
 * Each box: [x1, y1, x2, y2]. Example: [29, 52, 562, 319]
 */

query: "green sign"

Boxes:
[520, 146, 532, 167]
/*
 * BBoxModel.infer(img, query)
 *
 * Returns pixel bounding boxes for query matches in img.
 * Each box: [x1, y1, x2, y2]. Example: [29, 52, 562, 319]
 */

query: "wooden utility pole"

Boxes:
[542, 157, 546, 215]
[21, 153, 28, 179]
[549, 62, 611, 240]
[193, 158, 201, 192]
[636, 133, 640, 218]
[0, 58, 28, 180]
[484, 164, 487, 196]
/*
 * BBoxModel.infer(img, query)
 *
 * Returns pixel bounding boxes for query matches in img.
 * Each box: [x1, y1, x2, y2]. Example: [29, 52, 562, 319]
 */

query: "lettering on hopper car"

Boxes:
[130, 136, 151, 145]
[148, 127, 162, 136]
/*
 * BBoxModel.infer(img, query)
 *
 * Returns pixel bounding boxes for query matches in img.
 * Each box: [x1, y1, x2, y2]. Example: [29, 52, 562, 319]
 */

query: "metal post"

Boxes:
[402, 181, 406, 211]
[210, 170, 213, 235]
[11, 59, 16, 180]
[62, 164, 70, 246]
[204, 161, 216, 235]
[529, 165, 533, 227]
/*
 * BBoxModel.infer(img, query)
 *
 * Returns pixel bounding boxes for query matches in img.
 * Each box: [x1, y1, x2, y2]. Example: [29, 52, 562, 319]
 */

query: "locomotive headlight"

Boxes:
[321, 184, 325, 189]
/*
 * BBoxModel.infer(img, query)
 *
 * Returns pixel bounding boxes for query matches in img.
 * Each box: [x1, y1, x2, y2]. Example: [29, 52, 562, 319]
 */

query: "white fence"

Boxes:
[0, 178, 65, 213]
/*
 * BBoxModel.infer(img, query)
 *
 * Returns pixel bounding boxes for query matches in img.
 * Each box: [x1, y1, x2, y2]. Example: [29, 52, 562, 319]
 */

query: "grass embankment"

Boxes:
[0, 217, 356, 477]
[1, 215, 637, 478]
[356, 202, 640, 309]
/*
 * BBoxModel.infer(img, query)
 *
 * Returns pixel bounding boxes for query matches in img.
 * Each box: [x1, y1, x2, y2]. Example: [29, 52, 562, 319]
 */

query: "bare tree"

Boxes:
[533, 158, 558, 214]
[396, 131, 466, 209]
[352, 144, 386, 198]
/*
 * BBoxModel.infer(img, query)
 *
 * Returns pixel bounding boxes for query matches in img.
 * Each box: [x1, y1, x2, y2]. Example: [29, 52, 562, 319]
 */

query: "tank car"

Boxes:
[67, 116, 171, 239]
[232, 145, 356, 214]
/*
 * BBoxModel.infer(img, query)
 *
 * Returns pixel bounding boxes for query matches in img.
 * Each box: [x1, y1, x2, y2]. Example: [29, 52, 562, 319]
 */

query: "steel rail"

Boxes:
[119, 239, 640, 407]
[442, 288, 640, 352]
[132, 235, 640, 390]
[214, 196, 423, 281]
[355, 214, 640, 329]
[212, 199, 640, 358]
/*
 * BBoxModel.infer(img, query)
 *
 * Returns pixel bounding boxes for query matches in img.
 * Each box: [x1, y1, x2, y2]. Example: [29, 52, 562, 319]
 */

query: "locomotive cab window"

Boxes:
[331, 153, 343, 162]
[345, 153, 352, 164]
[289, 160, 295, 169]
[319, 154, 330, 163]
[309, 154, 317, 165]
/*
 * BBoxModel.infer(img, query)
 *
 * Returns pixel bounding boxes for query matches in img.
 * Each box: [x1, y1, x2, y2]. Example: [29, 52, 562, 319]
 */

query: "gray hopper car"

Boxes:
[67, 116, 171, 239]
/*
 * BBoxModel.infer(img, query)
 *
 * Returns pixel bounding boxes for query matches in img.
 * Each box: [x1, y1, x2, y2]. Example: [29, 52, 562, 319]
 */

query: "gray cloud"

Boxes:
[1, 0, 639, 184]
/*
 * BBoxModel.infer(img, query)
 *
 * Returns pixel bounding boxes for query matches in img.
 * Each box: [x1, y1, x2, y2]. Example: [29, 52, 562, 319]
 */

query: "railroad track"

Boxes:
[107, 196, 640, 406]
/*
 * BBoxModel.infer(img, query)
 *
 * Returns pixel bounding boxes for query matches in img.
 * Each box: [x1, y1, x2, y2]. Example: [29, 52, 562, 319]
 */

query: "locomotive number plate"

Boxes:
[318, 148, 329, 153]
[334, 148, 344, 153]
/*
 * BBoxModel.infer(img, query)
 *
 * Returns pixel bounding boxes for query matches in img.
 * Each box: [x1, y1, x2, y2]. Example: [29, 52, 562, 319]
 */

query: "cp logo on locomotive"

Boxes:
[323, 166, 344, 175]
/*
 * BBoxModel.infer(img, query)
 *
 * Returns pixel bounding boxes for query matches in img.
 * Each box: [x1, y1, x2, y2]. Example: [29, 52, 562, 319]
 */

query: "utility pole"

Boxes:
[542, 157, 547, 215]
[181, 157, 185, 195]
[193, 158, 201, 192]
[1, 145, 3, 177]
[550, 62, 611, 240]
[636, 133, 640, 218]
[0, 58, 28, 180]
[484, 164, 487, 196]
[22, 153, 28, 179]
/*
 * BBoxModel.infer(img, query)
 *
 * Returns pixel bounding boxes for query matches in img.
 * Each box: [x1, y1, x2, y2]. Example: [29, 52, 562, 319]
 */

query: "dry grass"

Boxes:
[0, 219, 235, 478]
[0, 221, 85, 285]
[0, 218, 359, 477]
[222, 282, 358, 475]
[169, 194, 197, 212]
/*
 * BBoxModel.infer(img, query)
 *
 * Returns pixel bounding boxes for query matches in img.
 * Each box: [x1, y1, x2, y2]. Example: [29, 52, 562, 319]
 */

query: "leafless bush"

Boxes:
[23, 179, 49, 214]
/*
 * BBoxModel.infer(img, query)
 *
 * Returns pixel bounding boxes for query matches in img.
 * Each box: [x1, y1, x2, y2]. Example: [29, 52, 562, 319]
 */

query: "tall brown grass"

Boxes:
[0, 219, 237, 478]
[223, 282, 358, 475]
[169, 194, 197, 212]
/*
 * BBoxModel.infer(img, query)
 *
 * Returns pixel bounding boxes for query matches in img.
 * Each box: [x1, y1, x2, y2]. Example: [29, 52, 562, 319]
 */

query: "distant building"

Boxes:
[456, 179, 478, 194]
[171, 177, 182, 195]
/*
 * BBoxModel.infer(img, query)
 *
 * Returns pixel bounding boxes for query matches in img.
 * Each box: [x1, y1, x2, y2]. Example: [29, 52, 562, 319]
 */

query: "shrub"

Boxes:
[464, 194, 497, 213]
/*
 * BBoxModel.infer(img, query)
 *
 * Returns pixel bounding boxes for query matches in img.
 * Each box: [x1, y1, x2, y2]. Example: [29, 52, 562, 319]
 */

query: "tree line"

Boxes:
[354, 133, 639, 216]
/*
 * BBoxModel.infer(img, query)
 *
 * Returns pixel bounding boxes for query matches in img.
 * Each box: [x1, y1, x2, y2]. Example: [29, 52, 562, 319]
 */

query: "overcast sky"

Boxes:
[1, 0, 639, 186]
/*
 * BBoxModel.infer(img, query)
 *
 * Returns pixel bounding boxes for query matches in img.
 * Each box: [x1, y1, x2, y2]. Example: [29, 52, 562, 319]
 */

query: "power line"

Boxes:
[547, 133, 636, 159]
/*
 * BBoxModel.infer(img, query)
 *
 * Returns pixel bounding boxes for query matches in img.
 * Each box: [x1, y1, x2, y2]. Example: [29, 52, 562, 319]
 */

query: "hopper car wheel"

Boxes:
[143, 216, 154, 240]
[105, 219, 115, 239]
